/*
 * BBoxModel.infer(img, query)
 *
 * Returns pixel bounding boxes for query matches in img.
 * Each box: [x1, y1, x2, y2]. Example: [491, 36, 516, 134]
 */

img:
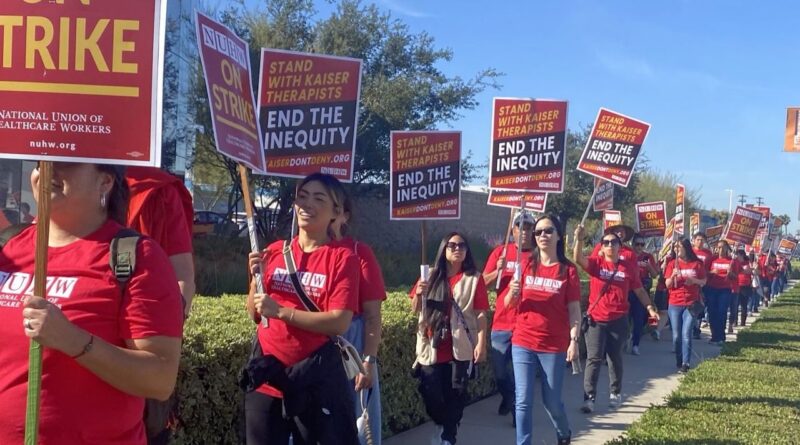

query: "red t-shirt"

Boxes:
[257, 238, 359, 398]
[591, 243, 641, 284]
[665, 258, 706, 306]
[126, 167, 193, 256]
[585, 257, 642, 322]
[409, 272, 489, 364]
[512, 262, 581, 353]
[693, 248, 714, 272]
[708, 257, 739, 290]
[339, 237, 386, 315]
[0, 220, 183, 445]
[482, 243, 529, 331]
[736, 260, 753, 287]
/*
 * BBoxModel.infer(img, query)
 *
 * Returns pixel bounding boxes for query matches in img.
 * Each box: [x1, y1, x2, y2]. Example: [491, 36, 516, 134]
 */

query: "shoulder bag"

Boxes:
[282, 240, 365, 380]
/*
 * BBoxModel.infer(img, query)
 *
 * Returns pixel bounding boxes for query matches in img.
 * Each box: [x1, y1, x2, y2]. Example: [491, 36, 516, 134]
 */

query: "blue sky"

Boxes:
[230, 0, 800, 233]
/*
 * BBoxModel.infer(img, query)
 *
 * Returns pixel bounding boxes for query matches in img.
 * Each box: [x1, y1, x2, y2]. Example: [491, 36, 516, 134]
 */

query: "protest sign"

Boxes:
[635, 201, 667, 237]
[489, 98, 568, 193]
[258, 49, 362, 181]
[659, 217, 676, 260]
[689, 213, 700, 237]
[196, 12, 265, 172]
[675, 184, 686, 236]
[785, 107, 800, 152]
[593, 178, 614, 211]
[487, 190, 547, 212]
[705, 224, 724, 246]
[0, 1, 166, 166]
[778, 238, 797, 257]
[390, 131, 461, 220]
[576, 108, 650, 187]
[603, 210, 622, 230]
[723, 206, 763, 245]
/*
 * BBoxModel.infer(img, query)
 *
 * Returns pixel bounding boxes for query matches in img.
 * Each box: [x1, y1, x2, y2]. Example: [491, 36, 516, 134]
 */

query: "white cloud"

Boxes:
[377, 0, 432, 18]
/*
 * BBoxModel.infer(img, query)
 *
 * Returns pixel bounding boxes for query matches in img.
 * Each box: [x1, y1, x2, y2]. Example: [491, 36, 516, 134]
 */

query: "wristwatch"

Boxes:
[570, 336, 579, 343]
[363, 355, 378, 364]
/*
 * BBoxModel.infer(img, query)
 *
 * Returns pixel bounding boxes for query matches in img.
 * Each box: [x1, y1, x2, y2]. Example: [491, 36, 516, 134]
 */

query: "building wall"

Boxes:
[348, 187, 512, 259]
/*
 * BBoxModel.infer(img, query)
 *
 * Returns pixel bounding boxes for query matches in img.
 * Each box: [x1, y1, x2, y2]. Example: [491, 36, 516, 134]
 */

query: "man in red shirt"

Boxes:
[483, 211, 534, 420]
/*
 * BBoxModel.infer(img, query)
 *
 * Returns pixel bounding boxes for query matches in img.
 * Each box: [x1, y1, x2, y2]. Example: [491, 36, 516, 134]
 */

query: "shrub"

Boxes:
[193, 236, 250, 296]
[173, 291, 497, 444]
[608, 283, 800, 445]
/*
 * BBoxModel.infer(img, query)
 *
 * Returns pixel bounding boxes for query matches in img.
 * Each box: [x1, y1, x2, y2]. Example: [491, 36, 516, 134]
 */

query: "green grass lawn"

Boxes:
[608, 283, 800, 445]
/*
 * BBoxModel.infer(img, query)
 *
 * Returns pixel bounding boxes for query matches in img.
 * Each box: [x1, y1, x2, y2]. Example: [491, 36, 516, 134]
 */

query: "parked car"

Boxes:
[193, 211, 238, 237]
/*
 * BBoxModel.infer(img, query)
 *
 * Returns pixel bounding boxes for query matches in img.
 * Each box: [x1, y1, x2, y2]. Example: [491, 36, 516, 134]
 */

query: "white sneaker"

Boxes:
[580, 399, 594, 413]
[431, 425, 443, 445]
[441, 441, 453, 445]
[609, 393, 623, 408]
[631, 346, 640, 356]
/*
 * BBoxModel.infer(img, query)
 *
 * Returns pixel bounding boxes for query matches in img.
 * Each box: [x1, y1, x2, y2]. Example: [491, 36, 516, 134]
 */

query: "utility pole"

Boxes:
[724, 189, 734, 216]
[737, 194, 747, 206]
[755, 196, 765, 206]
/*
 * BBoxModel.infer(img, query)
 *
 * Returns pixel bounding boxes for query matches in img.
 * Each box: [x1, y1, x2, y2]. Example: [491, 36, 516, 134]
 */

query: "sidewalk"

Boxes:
[386, 310, 762, 445]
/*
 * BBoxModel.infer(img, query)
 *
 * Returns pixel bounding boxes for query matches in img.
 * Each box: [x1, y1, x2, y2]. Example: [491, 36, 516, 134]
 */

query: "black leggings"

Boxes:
[417, 362, 470, 443]
[245, 391, 297, 445]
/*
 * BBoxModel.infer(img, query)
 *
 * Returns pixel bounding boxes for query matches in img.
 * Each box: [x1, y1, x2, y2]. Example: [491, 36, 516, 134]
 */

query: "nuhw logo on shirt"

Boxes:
[599, 269, 627, 281]
[272, 268, 327, 291]
[0, 271, 78, 299]
[524, 276, 564, 292]
[712, 263, 731, 273]
[678, 268, 697, 278]
[504, 261, 518, 273]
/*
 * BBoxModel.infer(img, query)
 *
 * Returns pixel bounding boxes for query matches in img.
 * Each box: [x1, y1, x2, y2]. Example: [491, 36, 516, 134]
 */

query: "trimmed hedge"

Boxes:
[608, 283, 800, 445]
[172, 291, 498, 444]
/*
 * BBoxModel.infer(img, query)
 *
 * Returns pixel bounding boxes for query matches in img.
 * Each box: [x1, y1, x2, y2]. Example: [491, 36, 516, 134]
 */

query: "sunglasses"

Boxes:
[534, 227, 556, 237]
[601, 239, 621, 247]
[446, 242, 468, 251]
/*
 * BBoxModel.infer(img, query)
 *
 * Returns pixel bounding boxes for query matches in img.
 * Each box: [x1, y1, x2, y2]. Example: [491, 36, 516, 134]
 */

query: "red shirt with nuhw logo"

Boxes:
[512, 261, 581, 353]
[0, 220, 183, 445]
[585, 257, 642, 322]
[665, 258, 707, 306]
[257, 238, 359, 398]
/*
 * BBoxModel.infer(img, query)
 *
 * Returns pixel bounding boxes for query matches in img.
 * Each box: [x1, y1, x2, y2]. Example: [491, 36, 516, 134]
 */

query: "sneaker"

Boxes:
[441, 441, 453, 445]
[431, 425, 443, 445]
[679, 364, 690, 373]
[701, 321, 709, 328]
[557, 437, 572, 445]
[609, 393, 623, 408]
[631, 346, 640, 356]
[497, 397, 513, 416]
[580, 399, 594, 413]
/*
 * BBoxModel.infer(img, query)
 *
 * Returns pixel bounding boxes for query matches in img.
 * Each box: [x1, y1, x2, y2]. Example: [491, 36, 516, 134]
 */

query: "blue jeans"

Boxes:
[490, 330, 515, 406]
[511, 346, 571, 445]
[749, 286, 761, 312]
[628, 292, 648, 347]
[668, 305, 695, 366]
[771, 277, 781, 297]
[343, 316, 382, 445]
[705, 287, 732, 342]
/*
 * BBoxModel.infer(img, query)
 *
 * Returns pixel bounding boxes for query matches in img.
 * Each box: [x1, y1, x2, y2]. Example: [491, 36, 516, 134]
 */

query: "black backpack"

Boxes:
[0, 224, 171, 441]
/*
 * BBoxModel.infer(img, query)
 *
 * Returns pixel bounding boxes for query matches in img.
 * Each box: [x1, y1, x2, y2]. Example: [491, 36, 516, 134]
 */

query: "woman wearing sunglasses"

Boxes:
[506, 215, 579, 445]
[707, 240, 739, 343]
[410, 232, 488, 445]
[573, 225, 658, 413]
[666, 238, 707, 373]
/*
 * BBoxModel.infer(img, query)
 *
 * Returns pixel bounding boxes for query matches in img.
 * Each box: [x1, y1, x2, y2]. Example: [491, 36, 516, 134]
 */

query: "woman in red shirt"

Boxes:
[733, 249, 754, 327]
[0, 163, 183, 444]
[411, 232, 488, 445]
[666, 239, 707, 373]
[505, 214, 579, 445]
[573, 226, 658, 414]
[245, 173, 360, 444]
[706, 241, 738, 344]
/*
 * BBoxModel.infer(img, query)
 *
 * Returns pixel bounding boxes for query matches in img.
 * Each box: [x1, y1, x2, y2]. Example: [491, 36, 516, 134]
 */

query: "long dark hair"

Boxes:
[423, 232, 477, 329]
[529, 213, 573, 278]
[97, 165, 128, 225]
[677, 238, 701, 263]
